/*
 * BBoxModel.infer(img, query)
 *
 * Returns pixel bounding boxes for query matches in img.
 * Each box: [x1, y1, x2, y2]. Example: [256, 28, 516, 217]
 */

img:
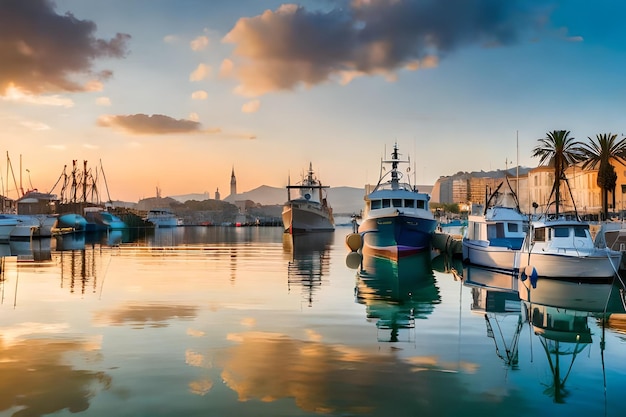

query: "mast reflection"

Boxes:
[354, 251, 440, 342]
[520, 276, 626, 403]
[461, 265, 522, 370]
[283, 232, 333, 307]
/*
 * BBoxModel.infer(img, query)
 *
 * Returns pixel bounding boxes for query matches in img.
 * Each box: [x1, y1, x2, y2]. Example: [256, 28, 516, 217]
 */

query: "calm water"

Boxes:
[1, 226, 626, 417]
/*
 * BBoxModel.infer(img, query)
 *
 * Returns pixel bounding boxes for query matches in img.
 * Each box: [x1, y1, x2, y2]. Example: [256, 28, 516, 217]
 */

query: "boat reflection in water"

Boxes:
[520, 273, 626, 403]
[353, 251, 440, 342]
[7, 238, 52, 262]
[460, 265, 522, 369]
[53, 231, 86, 251]
[283, 232, 333, 306]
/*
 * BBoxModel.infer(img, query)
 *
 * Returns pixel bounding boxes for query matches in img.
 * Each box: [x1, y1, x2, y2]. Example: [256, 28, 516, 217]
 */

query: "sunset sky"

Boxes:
[1, 0, 625, 203]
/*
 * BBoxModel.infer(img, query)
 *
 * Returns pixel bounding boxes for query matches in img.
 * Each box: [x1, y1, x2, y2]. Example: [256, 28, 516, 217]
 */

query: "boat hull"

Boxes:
[462, 240, 519, 273]
[517, 250, 621, 281]
[282, 203, 334, 233]
[358, 214, 437, 258]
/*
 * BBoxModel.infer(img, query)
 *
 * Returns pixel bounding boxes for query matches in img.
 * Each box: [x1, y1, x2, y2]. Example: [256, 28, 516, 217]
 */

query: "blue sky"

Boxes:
[1, 0, 625, 202]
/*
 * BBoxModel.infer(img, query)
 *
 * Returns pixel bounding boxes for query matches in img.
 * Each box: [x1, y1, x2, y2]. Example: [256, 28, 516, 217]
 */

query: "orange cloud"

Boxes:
[97, 114, 208, 135]
[222, 0, 547, 96]
[0, 0, 130, 95]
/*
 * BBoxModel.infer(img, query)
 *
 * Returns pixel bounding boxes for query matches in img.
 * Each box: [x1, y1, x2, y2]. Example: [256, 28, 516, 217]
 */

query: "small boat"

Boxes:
[144, 208, 182, 228]
[518, 216, 622, 281]
[357, 143, 437, 258]
[54, 213, 88, 234]
[281, 162, 334, 234]
[462, 178, 528, 273]
[83, 206, 126, 231]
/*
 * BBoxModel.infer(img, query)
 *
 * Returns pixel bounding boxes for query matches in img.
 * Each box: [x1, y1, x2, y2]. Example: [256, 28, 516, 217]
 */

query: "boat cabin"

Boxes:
[530, 220, 594, 252]
[369, 197, 427, 210]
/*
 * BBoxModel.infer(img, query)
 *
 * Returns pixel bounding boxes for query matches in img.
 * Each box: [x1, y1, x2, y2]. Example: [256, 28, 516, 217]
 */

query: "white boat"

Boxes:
[145, 208, 182, 228]
[462, 179, 528, 273]
[281, 162, 334, 234]
[357, 143, 437, 258]
[518, 216, 622, 281]
[7, 214, 57, 240]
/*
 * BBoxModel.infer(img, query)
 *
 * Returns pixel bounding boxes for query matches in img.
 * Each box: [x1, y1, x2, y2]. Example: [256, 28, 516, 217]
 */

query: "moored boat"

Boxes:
[518, 216, 621, 281]
[282, 162, 334, 234]
[357, 143, 437, 258]
[462, 179, 528, 273]
[144, 208, 182, 228]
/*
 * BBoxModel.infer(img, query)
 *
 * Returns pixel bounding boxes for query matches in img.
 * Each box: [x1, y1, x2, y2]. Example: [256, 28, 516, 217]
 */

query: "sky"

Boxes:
[1, 0, 626, 203]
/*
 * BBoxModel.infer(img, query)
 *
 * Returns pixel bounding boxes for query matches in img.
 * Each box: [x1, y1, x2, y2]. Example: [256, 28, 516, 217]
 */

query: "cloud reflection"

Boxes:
[211, 331, 514, 415]
[0, 337, 110, 416]
[94, 304, 198, 328]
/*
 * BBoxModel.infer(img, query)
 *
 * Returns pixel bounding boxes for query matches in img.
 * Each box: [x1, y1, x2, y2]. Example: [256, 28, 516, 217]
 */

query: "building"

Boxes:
[230, 166, 237, 198]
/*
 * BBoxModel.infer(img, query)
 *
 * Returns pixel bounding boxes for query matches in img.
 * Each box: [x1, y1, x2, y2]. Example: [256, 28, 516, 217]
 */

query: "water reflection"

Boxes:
[519, 276, 623, 404]
[461, 265, 522, 369]
[461, 263, 626, 405]
[0, 238, 53, 262]
[283, 232, 333, 306]
[0, 336, 111, 416]
[354, 252, 441, 342]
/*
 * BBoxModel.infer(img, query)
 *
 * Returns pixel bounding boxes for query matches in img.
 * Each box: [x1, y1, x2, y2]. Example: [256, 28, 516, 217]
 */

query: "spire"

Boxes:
[230, 166, 237, 197]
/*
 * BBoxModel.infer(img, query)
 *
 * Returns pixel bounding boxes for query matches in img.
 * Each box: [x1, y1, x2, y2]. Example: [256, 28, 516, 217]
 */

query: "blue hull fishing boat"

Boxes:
[357, 143, 437, 258]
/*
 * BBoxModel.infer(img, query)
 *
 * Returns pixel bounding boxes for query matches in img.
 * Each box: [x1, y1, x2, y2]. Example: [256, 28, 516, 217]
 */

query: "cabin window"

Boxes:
[507, 223, 519, 233]
[554, 227, 569, 238]
[574, 227, 587, 238]
[487, 224, 505, 239]
[371, 200, 381, 209]
[393, 199, 402, 207]
[382, 199, 391, 208]
[416, 200, 425, 209]
[404, 199, 415, 208]
[534, 227, 545, 242]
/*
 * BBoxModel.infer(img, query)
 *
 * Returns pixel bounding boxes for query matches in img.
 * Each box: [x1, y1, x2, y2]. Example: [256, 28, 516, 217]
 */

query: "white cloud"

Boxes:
[241, 99, 261, 113]
[191, 90, 208, 100]
[96, 96, 112, 106]
[191, 35, 210, 51]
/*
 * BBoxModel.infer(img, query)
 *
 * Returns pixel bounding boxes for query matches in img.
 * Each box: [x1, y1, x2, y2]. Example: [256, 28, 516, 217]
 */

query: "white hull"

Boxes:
[145, 209, 181, 228]
[282, 203, 334, 233]
[517, 249, 621, 279]
[462, 240, 518, 273]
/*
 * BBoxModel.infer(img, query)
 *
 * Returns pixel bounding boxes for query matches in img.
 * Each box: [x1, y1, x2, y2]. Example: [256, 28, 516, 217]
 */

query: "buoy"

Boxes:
[520, 264, 538, 288]
[345, 252, 362, 269]
[345, 233, 362, 252]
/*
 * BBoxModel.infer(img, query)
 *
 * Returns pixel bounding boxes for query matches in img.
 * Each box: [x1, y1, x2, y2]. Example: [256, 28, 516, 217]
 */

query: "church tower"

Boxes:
[230, 166, 237, 197]
[215, 187, 220, 201]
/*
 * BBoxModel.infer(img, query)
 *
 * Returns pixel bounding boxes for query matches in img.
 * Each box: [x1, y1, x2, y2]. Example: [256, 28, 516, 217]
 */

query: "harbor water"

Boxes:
[1, 225, 625, 417]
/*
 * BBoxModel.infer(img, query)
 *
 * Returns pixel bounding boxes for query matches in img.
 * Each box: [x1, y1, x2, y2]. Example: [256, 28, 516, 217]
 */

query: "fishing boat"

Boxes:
[145, 208, 182, 228]
[462, 178, 528, 273]
[281, 162, 334, 234]
[357, 143, 437, 258]
[518, 172, 621, 281]
[518, 216, 621, 281]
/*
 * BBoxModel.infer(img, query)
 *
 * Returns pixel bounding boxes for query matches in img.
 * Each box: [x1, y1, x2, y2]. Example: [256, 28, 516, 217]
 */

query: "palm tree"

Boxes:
[576, 133, 626, 220]
[532, 130, 583, 217]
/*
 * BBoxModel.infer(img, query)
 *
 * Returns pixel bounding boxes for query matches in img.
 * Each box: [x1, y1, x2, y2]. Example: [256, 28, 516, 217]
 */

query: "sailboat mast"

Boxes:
[516, 131, 519, 205]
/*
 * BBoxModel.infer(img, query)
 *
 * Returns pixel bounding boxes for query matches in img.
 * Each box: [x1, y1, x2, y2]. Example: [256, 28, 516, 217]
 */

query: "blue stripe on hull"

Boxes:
[359, 215, 436, 253]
